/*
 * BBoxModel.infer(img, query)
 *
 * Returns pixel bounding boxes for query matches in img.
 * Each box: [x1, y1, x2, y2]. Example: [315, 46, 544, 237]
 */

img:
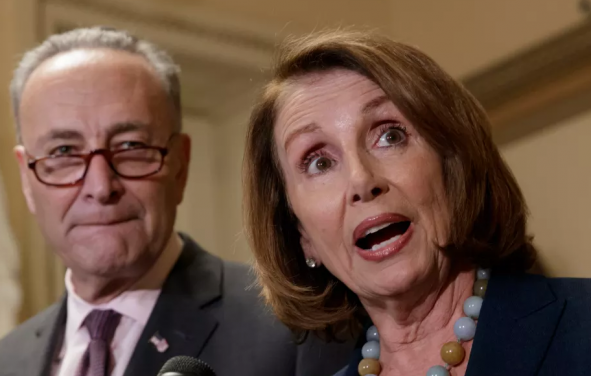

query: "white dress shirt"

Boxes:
[53, 234, 183, 376]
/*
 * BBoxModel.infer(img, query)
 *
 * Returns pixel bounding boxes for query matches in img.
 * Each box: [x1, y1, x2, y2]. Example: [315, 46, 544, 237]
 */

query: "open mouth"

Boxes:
[355, 220, 411, 251]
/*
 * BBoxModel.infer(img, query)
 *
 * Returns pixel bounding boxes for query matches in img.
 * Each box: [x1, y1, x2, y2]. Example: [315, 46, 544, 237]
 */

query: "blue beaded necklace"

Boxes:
[358, 268, 490, 376]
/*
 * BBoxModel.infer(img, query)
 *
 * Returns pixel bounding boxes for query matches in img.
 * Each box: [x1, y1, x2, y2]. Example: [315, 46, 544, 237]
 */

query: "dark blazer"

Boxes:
[0, 234, 353, 376]
[336, 273, 591, 376]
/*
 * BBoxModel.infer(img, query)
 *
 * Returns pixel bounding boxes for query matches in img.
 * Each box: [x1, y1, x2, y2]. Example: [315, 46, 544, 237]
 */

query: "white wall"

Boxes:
[0, 172, 20, 337]
[176, 116, 218, 253]
[501, 110, 591, 277]
[212, 110, 252, 263]
[175, 111, 252, 263]
[0, 0, 50, 327]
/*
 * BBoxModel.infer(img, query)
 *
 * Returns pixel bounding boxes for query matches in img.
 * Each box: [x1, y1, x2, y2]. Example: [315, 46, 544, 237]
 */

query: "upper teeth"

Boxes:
[364, 223, 393, 237]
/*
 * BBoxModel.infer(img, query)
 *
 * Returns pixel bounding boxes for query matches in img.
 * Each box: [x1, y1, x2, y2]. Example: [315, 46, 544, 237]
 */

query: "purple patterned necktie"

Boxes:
[76, 309, 122, 376]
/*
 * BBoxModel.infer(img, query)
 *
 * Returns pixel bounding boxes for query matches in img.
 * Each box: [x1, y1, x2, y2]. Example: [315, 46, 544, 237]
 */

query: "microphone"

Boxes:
[157, 356, 216, 376]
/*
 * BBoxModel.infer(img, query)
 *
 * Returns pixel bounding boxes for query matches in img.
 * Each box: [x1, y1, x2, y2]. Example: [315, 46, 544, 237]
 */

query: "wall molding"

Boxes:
[463, 19, 591, 145]
[42, 0, 273, 121]
[44, 0, 591, 145]
[43, 0, 275, 69]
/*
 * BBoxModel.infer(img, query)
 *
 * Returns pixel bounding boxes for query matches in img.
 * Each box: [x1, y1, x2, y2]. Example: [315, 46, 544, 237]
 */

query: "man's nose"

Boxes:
[80, 154, 124, 204]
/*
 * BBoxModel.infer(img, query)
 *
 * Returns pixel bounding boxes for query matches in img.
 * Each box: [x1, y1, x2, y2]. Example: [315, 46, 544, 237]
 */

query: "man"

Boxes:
[0, 27, 351, 376]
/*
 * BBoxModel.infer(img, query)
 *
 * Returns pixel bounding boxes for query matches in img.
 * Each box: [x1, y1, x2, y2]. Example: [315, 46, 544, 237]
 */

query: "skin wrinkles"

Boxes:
[14, 48, 190, 303]
[274, 69, 473, 375]
[279, 74, 378, 154]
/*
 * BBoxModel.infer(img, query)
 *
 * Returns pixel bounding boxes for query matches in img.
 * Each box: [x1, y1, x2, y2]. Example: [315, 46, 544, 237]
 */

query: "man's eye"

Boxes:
[120, 141, 146, 149]
[51, 146, 74, 155]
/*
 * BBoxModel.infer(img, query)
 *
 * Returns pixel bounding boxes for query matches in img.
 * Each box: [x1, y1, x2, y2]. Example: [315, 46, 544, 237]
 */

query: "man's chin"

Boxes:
[71, 257, 143, 280]
[66, 241, 146, 275]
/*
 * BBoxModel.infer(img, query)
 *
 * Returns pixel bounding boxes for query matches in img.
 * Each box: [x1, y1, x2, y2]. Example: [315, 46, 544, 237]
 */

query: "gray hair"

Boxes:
[10, 26, 182, 142]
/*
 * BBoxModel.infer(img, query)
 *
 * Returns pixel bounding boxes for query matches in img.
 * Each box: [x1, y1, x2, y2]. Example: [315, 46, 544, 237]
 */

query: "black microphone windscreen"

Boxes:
[157, 356, 217, 376]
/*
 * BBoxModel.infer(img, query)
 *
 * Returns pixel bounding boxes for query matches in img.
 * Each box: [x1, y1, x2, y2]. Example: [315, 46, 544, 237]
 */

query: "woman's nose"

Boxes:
[347, 156, 389, 204]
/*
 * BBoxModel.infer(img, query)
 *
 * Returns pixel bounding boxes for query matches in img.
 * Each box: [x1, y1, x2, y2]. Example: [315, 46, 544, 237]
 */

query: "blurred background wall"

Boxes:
[1, 0, 591, 333]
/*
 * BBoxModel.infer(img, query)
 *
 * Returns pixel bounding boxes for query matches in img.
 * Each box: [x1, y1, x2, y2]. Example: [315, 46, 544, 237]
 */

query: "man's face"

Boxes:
[15, 48, 190, 280]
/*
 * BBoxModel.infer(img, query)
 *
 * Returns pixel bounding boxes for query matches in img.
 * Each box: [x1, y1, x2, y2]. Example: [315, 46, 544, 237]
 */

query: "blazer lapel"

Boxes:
[9, 299, 67, 376]
[124, 235, 222, 376]
[466, 273, 565, 376]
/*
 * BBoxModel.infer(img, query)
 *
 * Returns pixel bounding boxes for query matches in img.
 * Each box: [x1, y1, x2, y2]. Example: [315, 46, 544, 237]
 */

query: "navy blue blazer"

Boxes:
[336, 273, 591, 376]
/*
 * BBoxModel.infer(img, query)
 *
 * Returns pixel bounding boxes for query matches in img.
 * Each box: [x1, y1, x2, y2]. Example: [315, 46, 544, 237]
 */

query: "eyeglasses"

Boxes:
[27, 146, 169, 187]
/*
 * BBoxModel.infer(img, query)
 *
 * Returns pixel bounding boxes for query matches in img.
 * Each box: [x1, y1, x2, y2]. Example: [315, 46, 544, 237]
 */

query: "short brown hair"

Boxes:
[243, 30, 536, 340]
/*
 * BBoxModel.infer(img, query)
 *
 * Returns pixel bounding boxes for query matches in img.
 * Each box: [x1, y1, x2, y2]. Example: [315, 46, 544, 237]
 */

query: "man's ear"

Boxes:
[173, 133, 191, 205]
[14, 145, 36, 214]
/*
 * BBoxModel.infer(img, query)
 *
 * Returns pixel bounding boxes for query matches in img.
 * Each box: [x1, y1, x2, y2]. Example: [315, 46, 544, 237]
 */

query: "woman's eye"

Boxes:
[376, 128, 406, 147]
[307, 155, 333, 175]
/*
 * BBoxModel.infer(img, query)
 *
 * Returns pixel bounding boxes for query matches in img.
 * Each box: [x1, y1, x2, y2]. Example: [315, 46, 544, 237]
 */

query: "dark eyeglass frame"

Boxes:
[27, 146, 169, 187]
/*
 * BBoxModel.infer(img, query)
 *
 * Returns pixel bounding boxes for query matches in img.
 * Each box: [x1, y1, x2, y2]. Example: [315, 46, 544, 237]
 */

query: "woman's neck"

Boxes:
[361, 266, 475, 375]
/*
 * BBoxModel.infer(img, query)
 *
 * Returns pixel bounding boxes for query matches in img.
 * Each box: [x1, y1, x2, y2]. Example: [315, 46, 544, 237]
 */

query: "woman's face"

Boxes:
[274, 69, 451, 301]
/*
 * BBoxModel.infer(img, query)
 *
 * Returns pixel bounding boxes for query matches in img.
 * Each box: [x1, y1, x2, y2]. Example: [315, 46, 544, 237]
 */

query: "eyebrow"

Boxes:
[107, 121, 151, 138]
[36, 129, 83, 149]
[361, 95, 390, 115]
[282, 95, 391, 151]
[35, 121, 151, 150]
[283, 123, 320, 152]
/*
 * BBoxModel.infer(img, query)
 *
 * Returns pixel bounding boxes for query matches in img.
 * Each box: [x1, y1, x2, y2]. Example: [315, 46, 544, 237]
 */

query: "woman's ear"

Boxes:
[299, 223, 321, 267]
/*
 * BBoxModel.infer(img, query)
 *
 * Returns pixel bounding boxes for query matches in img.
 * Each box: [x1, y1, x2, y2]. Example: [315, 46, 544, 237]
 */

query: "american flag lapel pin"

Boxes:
[149, 332, 169, 353]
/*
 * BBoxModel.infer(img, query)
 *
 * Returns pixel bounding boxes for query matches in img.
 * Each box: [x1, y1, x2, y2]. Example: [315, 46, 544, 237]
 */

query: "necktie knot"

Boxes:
[83, 309, 121, 341]
[76, 309, 122, 376]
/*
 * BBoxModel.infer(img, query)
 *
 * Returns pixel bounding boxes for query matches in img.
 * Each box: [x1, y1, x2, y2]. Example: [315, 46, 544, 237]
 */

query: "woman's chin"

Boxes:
[360, 278, 419, 300]
[352, 260, 436, 301]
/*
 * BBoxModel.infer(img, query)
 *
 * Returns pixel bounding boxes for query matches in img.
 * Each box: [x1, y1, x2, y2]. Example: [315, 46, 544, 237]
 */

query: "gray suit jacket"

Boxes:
[0, 234, 352, 376]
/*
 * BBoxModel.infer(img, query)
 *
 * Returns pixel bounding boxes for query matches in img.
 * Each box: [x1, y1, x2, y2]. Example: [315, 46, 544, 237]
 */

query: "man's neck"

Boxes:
[70, 273, 140, 305]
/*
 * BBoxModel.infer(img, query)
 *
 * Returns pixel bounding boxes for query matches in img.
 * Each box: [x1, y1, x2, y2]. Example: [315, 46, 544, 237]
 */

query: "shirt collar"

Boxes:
[64, 232, 183, 331]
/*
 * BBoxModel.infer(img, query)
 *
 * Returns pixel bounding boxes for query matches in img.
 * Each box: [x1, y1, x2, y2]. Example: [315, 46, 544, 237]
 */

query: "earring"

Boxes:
[306, 258, 318, 268]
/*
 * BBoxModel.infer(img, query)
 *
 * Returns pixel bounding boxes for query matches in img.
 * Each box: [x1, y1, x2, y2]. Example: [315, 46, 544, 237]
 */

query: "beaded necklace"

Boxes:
[358, 268, 489, 376]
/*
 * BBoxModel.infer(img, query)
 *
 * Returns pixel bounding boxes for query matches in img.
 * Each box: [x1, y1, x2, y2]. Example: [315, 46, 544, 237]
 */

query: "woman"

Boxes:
[243, 30, 591, 376]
